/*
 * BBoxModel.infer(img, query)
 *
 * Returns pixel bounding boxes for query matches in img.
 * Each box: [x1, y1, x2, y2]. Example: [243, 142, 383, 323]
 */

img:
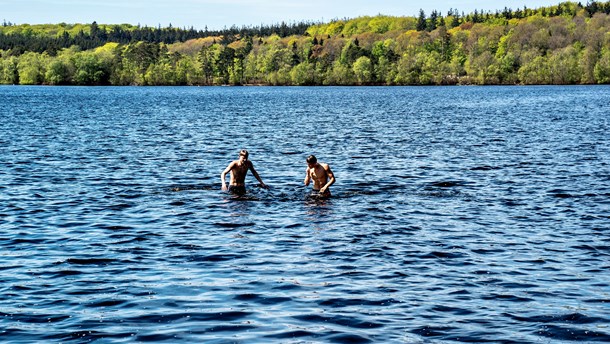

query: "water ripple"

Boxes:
[0, 85, 608, 343]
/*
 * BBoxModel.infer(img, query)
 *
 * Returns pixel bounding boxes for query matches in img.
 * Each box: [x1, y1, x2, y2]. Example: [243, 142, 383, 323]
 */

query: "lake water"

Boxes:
[1, 85, 609, 343]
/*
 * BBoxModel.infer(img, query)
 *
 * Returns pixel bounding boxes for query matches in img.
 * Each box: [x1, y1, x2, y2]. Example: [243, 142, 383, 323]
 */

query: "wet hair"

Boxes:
[239, 149, 249, 158]
[306, 155, 317, 164]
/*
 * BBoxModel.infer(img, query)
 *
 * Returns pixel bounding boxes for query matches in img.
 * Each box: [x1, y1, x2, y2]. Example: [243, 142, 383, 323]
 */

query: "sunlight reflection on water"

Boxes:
[0, 85, 609, 343]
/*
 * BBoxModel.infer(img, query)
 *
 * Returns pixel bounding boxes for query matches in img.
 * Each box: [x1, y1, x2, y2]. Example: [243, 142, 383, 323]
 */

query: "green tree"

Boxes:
[45, 58, 71, 85]
[145, 61, 176, 85]
[17, 51, 46, 84]
[123, 42, 160, 74]
[352, 56, 373, 84]
[394, 52, 420, 84]
[215, 46, 235, 84]
[375, 55, 397, 84]
[594, 48, 610, 83]
[0, 55, 19, 84]
[466, 51, 499, 84]
[581, 46, 599, 84]
[290, 62, 315, 85]
[419, 51, 444, 84]
[496, 51, 519, 84]
[259, 43, 293, 77]
[548, 45, 582, 84]
[112, 42, 160, 85]
[339, 39, 366, 66]
[449, 48, 467, 81]
[518, 55, 550, 84]
[243, 50, 260, 84]
[73, 50, 112, 85]
[113, 57, 141, 85]
[416, 9, 427, 31]
[229, 55, 244, 85]
[369, 16, 392, 34]
[198, 44, 216, 85]
[176, 55, 201, 85]
[326, 60, 356, 85]
[371, 40, 391, 82]
[427, 10, 439, 32]
[229, 42, 252, 85]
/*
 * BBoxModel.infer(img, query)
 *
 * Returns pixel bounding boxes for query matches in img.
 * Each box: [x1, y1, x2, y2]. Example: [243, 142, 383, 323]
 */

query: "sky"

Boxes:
[2, 0, 566, 30]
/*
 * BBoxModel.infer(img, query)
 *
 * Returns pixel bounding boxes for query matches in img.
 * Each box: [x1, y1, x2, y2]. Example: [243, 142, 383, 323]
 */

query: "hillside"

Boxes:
[1, 1, 609, 85]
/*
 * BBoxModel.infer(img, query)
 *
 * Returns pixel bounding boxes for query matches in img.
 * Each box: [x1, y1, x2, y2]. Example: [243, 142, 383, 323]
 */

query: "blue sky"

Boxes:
[2, 0, 564, 30]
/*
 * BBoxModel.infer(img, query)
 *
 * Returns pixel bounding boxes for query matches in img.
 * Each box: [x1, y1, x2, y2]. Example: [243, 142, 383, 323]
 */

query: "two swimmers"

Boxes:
[220, 150, 335, 197]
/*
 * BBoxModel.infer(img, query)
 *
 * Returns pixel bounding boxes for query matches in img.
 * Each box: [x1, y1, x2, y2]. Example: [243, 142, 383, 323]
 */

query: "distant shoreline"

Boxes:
[2, 2, 610, 86]
[1, 83, 607, 87]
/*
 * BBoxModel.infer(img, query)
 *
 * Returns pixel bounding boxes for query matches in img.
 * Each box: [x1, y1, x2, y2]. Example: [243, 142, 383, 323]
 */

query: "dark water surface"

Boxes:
[1, 85, 609, 343]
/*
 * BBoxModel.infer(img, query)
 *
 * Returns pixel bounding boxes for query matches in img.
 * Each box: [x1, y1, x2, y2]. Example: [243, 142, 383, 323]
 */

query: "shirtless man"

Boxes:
[221, 149, 267, 195]
[304, 155, 335, 197]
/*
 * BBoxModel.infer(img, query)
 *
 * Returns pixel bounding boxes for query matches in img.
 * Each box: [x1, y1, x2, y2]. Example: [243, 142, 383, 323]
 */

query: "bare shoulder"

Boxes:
[320, 163, 331, 170]
[222, 160, 236, 173]
[323, 163, 335, 177]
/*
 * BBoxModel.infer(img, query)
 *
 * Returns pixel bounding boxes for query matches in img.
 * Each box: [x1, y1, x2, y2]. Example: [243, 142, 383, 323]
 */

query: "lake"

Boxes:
[1, 85, 609, 343]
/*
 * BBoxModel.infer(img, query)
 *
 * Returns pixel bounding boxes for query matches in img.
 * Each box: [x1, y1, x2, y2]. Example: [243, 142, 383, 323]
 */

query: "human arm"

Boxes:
[304, 167, 311, 186]
[319, 164, 335, 194]
[220, 162, 234, 191]
[249, 162, 267, 189]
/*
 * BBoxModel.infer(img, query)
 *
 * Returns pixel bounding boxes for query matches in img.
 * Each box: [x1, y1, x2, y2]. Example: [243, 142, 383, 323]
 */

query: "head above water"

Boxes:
[306, 155, 317, 165]
[239, 149, 249, 160]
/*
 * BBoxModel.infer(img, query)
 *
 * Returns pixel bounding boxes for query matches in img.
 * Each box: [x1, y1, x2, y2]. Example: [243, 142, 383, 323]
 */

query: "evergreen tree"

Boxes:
[427, 10, 439, 31]
[417, 9, 427, 31]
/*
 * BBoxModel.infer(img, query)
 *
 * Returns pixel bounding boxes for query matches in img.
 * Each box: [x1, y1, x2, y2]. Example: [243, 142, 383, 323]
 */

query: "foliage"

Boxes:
[0, 20, 315, 54]
[2, 1, 610, 85]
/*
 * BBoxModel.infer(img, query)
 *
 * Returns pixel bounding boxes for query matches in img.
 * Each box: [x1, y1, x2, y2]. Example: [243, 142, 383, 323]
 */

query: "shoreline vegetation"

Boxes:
[1, 1, 610, 86]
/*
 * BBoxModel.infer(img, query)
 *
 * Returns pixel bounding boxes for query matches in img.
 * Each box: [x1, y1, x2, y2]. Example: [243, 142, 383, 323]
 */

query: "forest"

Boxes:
[1, 1, 610, 86]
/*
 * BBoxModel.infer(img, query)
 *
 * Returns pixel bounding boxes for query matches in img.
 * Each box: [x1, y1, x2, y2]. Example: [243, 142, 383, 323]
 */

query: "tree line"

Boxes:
[1, 1, 610, 86]
[0, 21, 315, 55]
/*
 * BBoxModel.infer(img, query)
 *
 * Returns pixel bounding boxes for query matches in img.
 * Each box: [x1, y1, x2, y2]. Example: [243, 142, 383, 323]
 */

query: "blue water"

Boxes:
[1, 85, 609, 343]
